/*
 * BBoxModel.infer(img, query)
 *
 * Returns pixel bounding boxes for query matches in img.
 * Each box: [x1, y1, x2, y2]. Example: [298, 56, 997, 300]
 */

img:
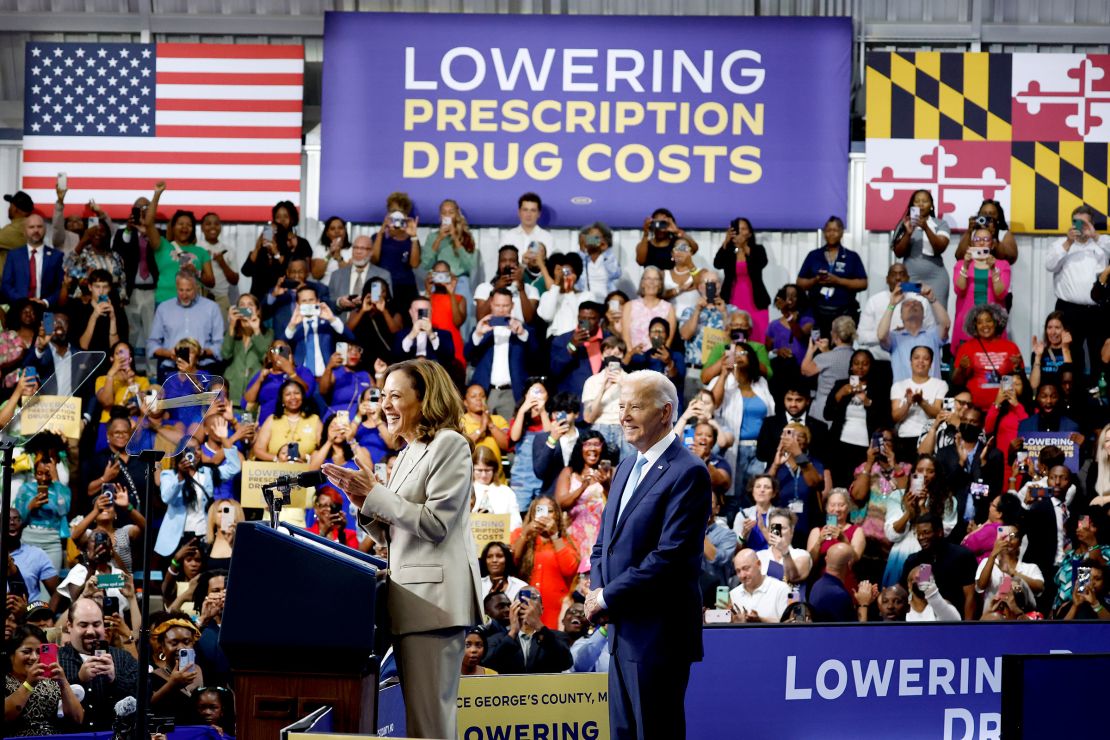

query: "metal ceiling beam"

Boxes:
[0, 12, 324, 37]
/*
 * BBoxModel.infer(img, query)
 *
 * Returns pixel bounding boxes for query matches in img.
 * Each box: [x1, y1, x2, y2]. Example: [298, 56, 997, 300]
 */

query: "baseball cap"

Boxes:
[25, 600, 54, 622]
[4, 191, 34, 214]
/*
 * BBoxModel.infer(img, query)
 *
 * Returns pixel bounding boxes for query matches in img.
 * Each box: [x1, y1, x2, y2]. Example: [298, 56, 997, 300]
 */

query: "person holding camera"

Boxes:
[392, 296, 457, 372]
[555, 431, 613, 577]
[329, 234, 392, 318]
[550, 302, 608, 397]
[265, 257, 332, 329]
[425, 260, 467, 368]
[5, 623, 85, 734]
[955, 200, 1019, 264]
[284, 284, 350, 379]
[348, 277, 404, 368]
[467, 288, 533, 419]
[307, 488, 360, 549]
[1046, 204, 1110, 374]
[13, 456, 71, 572]
[484, 589, 573, 674]
[70, 268, 128, 354]
[511, 496, 580, 630]
[243, 339, 314, 425]
[713, 216, 770, 343]
[370, 192, 421, 311]
[53, 531, 127, 615]
[797, 216, 868, 338]
[975, 520, 1043, 607]
[69, 483, 144, 575]
[241, 200, 313, 300]
[538, 253, 593, 339]
[621, 267, 676, 364]
[148, 612, 204, 725]
[582, 336, 631, 459]
[635, 207, 698, 270]
[474, 245, 541, 324]
[322, 359, 481, 739]
[876, 283, 948, 383]
[221, 293, 272, 405]
[252, 379, 322, 467]
[576, 222, 621, 302]
[890, 189, 951, 310]
[319, 342, 372, 416]
[58, 597, 138, 730]
[473, 449, 523, 531]
[142, 183, 215, 304]
[627, 317, 685, 391]
[153, 443, 217, 560]
[952, 227, 1012, 348]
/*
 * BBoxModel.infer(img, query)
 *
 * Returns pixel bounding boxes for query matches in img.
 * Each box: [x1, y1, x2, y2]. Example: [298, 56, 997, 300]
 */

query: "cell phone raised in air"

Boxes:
[102, 595, 120, 615]
[705, 281, 717, 304]
[488, 316, 510, 328]
[39, 643, 59, 665]
[287, 442, 300, 461]
[714, 585, 731, 610]
[175, 346, 191, 363]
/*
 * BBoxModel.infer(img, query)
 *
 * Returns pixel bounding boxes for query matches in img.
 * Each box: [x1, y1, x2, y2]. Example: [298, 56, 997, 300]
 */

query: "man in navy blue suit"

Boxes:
[466, 287, 533, 419]
[391, 295, 458, 379]
[283, 284, 351, 379]
[549, 301, 606, 397]
[586, 370, 710, 740]
[0, 212, 64, 307]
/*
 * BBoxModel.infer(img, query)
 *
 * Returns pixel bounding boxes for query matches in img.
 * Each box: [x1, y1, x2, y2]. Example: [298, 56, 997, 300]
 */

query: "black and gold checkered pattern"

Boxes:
[1011, 141, 1109, 232]
[866, 51, 1012, 141]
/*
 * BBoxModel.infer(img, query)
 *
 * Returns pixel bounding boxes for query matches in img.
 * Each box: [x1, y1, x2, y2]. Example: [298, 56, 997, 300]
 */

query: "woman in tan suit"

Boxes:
[323, 358, 482, 739]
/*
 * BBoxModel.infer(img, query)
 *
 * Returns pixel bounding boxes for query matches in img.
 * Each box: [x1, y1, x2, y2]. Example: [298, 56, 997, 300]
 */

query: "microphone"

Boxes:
[112, 695, 137, 738]
[265, 470, 325, 489]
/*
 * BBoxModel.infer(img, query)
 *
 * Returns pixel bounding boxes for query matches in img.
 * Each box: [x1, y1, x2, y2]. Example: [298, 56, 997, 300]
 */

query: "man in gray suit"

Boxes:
[329, 235, 392, 319]
[323, 359, 481, 739]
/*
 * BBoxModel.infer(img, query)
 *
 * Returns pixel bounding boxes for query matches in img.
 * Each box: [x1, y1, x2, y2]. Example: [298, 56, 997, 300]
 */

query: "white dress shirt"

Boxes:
[284, 316, 345, 373]
[401, 330, 440, 357]
[472, 325, 529, 388]
[1045, 235, 1110, 305]
[504, 224, 555, 254]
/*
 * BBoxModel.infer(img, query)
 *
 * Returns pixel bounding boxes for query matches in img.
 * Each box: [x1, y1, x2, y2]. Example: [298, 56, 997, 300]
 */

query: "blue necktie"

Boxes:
[617, 455, 649, 522]
[304, 320, 318, 375]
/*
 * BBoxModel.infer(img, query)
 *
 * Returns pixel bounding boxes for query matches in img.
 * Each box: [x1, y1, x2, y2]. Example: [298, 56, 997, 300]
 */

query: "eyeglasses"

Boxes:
[970, 236, 993, 244]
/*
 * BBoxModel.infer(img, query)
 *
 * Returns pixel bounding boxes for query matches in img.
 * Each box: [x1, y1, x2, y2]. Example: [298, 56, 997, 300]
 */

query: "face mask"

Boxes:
[959, 423, 982, 441]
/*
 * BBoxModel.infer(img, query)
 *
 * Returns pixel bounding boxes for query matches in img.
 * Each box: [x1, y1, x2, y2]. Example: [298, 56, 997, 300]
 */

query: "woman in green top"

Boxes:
[144, 181, 215, 303]
[221, 293, 273, 406]
[422, 199, 477, 333]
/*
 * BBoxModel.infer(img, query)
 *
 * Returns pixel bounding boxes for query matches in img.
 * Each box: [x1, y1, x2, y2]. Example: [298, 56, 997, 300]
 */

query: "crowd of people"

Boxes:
[3, 180, 1110, 732]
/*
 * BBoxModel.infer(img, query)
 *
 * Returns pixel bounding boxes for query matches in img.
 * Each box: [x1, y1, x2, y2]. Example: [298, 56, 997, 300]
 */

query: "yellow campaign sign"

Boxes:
[701, 326, 728, 365]
[457, 672, 609, 740]
[470, 512, 511, 557]
[20, 395, 82, 439]
[241, 460, 313, 509]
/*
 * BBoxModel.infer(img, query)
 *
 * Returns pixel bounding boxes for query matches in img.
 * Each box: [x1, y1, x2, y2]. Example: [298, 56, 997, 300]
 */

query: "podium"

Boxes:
[221, 522, 386, 737]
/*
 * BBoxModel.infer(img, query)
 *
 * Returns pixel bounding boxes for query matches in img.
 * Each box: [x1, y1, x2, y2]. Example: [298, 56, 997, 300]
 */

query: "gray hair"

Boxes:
[580, 221, 612, 246]
[831, 315, 857, 344]
[729, 308, 752, 323]
[624, 369, 679, 424]
[175, 270, 199, 286]
[768, 506, 797, 527]
[638, 266, 665, 298]
[962, 303, 1009, 337]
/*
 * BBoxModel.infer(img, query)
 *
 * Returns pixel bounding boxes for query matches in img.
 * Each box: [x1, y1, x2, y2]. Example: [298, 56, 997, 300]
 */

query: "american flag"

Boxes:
[21, 42, 304, 222]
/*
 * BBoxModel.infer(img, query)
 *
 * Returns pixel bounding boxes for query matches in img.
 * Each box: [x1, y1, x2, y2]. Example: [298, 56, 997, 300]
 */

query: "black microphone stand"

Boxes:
[134, 448, 164, 740]
[0, 438, 16, 645]
[262, 480, 291, 529]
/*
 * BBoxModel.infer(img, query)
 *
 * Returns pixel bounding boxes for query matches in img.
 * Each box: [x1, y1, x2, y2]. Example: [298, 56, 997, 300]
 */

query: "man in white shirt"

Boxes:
[905, 566, 962, 622]
[503, 192, 554, 257]
[537, 253, 592, 338]
[1044, 204, 1110, 371]
[393, 295, 456, 368]
[857, 263, 934, 362]
[729, 548, 791, 623]
[467, 289, 532, 419]
[581, 337, 630, 458]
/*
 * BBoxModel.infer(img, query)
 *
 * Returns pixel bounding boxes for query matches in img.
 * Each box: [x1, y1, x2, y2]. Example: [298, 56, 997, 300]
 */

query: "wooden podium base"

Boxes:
[233, 668, 378, 737]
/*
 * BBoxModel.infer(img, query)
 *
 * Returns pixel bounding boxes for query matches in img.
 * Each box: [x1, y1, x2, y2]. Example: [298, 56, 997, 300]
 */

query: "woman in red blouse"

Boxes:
[425, 261, 467, 370]
[952, 305, 1022, 412]
[510, 495, 579, 629]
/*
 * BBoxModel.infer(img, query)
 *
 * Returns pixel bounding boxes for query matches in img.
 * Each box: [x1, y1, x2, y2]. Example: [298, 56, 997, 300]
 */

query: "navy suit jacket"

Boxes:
[549, 329, 608, 396]
[590, 435, 710, 664]
[267, 280, 332, 330]
[391, 329, 456, 368]
[1, 245, 63, 306]
[285, 317, 353, 371]
[465, 327, 533, 402]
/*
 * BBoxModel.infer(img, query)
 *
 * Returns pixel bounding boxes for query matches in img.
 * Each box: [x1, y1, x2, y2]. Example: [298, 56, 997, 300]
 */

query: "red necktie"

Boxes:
[28, 248, 37, 298]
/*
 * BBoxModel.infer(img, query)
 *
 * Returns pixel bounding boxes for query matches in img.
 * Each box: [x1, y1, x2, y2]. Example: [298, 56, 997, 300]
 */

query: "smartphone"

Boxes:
[94, 640, 109, 657]
[416, 307, 430, 320]
[220, 506, 235, 532]
[39, 643, 59, 665]
[608, 299, 621, 313]
[1077, 566, 1092, 594]
[370, 282, 382, 303]
[240, 410, 254, 426]
[682, 425, 695, 449]
[770, 522, 783, 538]
[910, 474, 925, 493]
[441, 216, 452, 227]
[998, 575, 1013, 596]
[432, 271, 451, 285]
[534, 504, 551, 519]
[825, 514, 837, 527]
[811, 328, 821, 342]
[273, 345, 291, 360]
[301, 303, 319, 319]
[598, 459, 612, 475]
[714, 585, 731, 610]
[1073, 218, 1084, 232]
[1001, 375, 1014, 392]
[577, 319, 590, 333]
[281, 278, 300, 290]
[336, 410, 350, 427]
[262, 224, 273, 242]
[942, 398, 956, 412]
[287, 442, 300, 461]
[175, 346, 191, 363]
[374, 462, 388, 483]
[909, 206, 921, 223]
[96, 572, 125, 589]
[554, 411, 568, 424]
[369, 388, 381, 405]
[177, 647, 196, 672]
[872, 432, 885, 450]
[650, 219, 669, 233]
[971, 247, 990, 260]
[899, 282, 922, 293]
[336, 341, 349, 364]
[1029, 486, 1052, 500]
[997, 525, 1015, 541]
[517, 587, 534, 604]
[651, 336, 664, 351]
[970, 482, 991, 499]
[102, 594, 119, 615]
[730, 329, 747, 343]
[705, 281, 717, 304]
[102, 483, 116, 500]
[849, 374, 861, 388]
[22, 366, 38, 383]
[57, 172, 67, 190]
[916, 564, 933, 584]
[43, 312, 55, 335]
[730, 217, 742, 233]
[88, 215, 100, 228]
[489, 316, 510, 328]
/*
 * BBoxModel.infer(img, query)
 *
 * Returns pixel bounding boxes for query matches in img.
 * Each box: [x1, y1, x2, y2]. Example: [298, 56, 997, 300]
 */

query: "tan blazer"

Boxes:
[358, 429, 482, 635]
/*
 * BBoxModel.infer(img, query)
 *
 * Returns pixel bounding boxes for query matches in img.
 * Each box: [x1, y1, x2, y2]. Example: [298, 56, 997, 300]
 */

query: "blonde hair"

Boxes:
[174, 337, 201, 358]
[206, 499, 245, 544]
[384, 359, 465, 443]
[1096, 426, 1110, 496]
[473, 445, 506, 485]
[638, 266, 665, 298]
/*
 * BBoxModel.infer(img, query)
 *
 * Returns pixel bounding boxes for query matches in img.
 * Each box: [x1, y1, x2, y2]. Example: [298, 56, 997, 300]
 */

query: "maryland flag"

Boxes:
[866, 51, 1110, 233]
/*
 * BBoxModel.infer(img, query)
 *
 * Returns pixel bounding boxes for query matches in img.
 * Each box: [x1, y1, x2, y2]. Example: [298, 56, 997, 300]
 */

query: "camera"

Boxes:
[650, 219, 669, 232]
[431, 272, 451, 284]
[390, 213, 407, 229]
[975, 215, 995, 227]
[183, 449, 197, 465]
[239, 306, 253, 319]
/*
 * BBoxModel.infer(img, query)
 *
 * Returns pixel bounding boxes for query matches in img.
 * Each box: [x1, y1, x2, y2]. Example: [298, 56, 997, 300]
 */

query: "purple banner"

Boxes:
[321, 13, 851, 229]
